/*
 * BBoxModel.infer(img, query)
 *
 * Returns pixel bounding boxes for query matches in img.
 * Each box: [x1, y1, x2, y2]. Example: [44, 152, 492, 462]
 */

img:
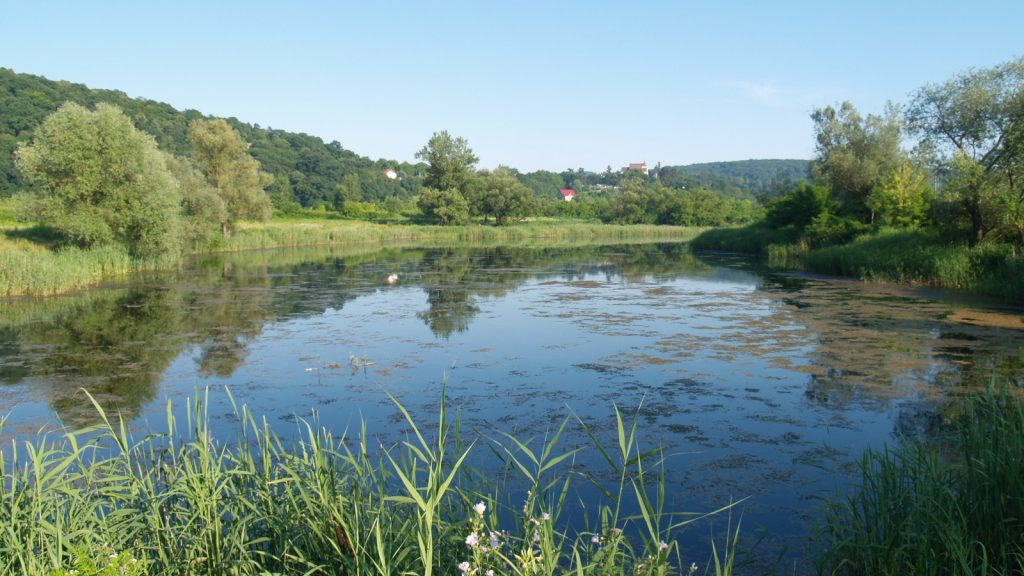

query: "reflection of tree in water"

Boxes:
[14, 289, 187, 425]
[413, 244, 712, 338]
[761, 279, 1024, 441]
[0, 273, 280, 425]
[0, 242, 800, 423]
[0, 328, 31, 385]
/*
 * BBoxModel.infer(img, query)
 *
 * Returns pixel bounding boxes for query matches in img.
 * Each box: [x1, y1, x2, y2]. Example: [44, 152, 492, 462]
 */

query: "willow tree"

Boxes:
[906, 56, 1024, 244]
[15, 102, 183, 259]
[188, 119, 272, 235]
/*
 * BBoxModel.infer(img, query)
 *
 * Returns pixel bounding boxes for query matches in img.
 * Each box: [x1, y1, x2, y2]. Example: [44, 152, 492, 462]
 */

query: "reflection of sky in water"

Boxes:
[1, 245, 1022, 569]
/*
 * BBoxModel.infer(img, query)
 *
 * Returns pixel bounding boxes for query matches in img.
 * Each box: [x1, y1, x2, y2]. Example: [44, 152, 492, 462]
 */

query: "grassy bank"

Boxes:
[801, 229, 1024, 302]
[688, 224, 798, 254]
[0, 389, 737, 576]
[692, 226, 1024, 303]
[218, 219, 705, 252]
[0, 219, 705, 297]
[816, 389, 1024, 574]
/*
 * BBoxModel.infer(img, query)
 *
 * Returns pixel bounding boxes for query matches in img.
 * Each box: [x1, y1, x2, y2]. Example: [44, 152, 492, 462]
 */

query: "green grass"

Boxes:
[816, 388, 1024, 575]
[219, 219, 705, 253]
[0, 244, 147, 297]
[0, 388, 740, 576]
[0, 219, 705, 297]
[689, 224, 798, 254]
[692, 225, 1024, 303]
[801, 229, 1024, 303]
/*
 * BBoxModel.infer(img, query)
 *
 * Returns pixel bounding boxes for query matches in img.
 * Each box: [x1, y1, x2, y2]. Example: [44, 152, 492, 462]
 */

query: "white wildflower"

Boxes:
[473, 501, 487, 515]
[458, 561, 471, 574]
[465, 533, 479, 548]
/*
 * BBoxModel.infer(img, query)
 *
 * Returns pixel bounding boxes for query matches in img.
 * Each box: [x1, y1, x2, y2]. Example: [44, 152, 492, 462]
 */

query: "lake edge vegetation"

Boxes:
[815, 386, 1024, 575]
[4, 57, 1023, 301]
[692, 56, 1024, 303]
[0, 387, 741, 576]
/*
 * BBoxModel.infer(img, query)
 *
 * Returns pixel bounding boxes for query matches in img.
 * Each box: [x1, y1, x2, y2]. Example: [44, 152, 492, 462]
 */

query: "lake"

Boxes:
[2, 242, 1022, 568]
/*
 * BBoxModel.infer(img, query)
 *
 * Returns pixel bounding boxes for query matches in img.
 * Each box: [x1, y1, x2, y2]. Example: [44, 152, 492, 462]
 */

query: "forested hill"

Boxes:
[658, 159, 810, 199]
[0, 68, 423, 208]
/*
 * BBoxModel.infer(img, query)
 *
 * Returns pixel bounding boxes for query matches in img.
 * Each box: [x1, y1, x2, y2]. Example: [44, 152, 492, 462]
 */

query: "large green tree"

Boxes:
[188, 119, 272, 235]
[905, 56, 1024, 244]
[811, 101, 904, 220]
[466, 168, 534, 225]
[415, 130, 478, 193]
[865, 159, 934, 228]
[15, 102, 183, 259]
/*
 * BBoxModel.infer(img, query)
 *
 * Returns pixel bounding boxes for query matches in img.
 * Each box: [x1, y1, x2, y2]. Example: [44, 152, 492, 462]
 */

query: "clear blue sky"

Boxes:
[2, 0, 1021, 172]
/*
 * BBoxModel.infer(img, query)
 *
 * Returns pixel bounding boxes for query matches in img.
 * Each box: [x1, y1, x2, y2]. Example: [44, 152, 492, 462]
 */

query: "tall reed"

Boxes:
[816, 388, 1024, 575]
[0, 388, 739, 576]
[1, 219, 704, 296]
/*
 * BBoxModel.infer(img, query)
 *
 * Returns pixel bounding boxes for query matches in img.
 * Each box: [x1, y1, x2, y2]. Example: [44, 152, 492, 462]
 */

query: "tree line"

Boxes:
[0, 68, 419, 212]
[1, 68, 796, 225]
[410, 131, 761, 227]
[760, 56, 1023, 249]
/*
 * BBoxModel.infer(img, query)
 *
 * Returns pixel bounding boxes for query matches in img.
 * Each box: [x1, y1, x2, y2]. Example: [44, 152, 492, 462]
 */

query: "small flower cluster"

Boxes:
[634, 539, 685, 576]
[458, 501, 506, 576]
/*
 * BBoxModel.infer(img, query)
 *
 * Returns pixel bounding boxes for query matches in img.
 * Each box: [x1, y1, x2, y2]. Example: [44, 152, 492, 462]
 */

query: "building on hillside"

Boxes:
[383, 168, 399, 180]
[559, 188, 577, 202]
[622, 162, 649, 175]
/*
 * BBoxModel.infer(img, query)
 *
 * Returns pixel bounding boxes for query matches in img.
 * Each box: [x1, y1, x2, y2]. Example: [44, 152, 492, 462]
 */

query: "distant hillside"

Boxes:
[658, 159, 810, 199]
[0, 68, 423, 207]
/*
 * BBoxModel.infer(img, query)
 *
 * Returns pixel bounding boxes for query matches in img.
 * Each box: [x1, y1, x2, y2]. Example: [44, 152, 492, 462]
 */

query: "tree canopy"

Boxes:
[810, 101, 904, 219]
[415, 131, 478, 193]
[15, 102, 183, 259]
[906, 56, 1024, 243]
[188, 118, 272, 233]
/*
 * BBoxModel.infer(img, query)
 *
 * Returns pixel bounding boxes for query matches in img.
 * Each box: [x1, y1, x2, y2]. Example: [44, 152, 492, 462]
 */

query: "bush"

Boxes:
[803, 212, 868, 248]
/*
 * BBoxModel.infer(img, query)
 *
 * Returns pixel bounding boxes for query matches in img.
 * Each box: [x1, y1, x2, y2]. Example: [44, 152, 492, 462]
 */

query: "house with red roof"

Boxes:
[559, 188, 577, 202]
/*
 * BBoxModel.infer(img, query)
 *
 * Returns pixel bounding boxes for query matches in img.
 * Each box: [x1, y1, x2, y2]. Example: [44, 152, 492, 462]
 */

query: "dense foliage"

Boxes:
[14, 103, 184, 260]
[692, 56, 1023, 301]
[658, 159, 810, 200]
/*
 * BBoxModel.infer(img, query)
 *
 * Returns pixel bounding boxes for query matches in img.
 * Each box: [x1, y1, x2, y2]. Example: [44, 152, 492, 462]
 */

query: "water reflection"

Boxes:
[0, 244, 714, 424]
[0, 242, 1022, 569]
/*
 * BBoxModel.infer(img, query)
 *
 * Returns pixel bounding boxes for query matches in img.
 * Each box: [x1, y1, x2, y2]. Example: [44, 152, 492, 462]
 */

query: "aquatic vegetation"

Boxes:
[0, 219, 703, 297]
[816, 388, 1024, 575]
[0, 388, 740, 576]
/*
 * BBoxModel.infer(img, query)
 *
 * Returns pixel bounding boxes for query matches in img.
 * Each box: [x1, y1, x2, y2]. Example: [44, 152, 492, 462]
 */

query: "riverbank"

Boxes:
[692, 226, 1024, 304]
[0, 219, 705, 297]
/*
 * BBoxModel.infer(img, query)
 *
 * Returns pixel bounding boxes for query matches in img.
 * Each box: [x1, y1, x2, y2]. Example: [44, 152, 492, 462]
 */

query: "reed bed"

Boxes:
[1, 220, 704, 297]
[801, 230, 1024, 302]
[816, 388, 1024, 575]
[218, 221, 705, 253]
[0, 245, 143, 297]
[0, 388, 738, 576]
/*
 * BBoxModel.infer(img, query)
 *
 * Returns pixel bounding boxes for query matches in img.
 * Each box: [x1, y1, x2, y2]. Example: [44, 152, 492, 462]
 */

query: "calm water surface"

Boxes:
[2, 243, 1022, 567]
